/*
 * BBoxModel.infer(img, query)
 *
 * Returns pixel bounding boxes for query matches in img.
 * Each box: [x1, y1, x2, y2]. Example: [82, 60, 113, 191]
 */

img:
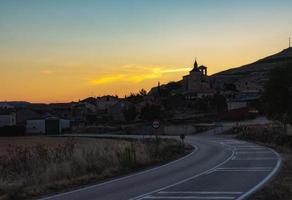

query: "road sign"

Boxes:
[152, 120, 160, 129]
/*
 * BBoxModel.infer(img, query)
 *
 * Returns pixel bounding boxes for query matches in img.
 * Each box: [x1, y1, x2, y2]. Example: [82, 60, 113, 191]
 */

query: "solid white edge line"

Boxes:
[142, 195, 235, 199]
[39, 139, 199, 200]
[236, 152, 272, 154]
[129, 145, 235, 200]
[235, 147, 282, 200]
[217, 167, 272, 169]
[158, 191, 243, 194]
[231, 158, 277, 160]
[214, 170, 271, 172]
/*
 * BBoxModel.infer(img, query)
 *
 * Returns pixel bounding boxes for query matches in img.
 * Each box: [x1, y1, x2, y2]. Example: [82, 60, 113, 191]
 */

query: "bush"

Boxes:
[140, 104, 163, 121]
[236, 125, 292, 148]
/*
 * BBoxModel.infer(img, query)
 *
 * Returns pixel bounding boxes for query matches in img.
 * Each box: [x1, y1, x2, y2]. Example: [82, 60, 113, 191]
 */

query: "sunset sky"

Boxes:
[1, 0, 292, 103]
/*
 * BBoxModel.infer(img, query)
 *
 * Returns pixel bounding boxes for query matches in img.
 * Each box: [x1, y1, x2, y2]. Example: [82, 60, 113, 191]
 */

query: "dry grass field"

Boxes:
[0, 136, 186, 200]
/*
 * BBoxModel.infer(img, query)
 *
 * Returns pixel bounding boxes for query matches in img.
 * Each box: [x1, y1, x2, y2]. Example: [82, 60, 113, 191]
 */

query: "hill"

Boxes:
[211, 47, 292, 91]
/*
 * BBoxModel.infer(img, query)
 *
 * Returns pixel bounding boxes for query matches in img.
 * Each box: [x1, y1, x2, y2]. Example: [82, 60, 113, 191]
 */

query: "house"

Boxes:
[0, 103, 14, 109]
[0, 111, 16, 127]
[96, 95, 119, 110]
[49, 103, 73, 120]
[71, 102, 96, 124]
[16, 109, 41, 124]
[107, 101, 134, 122]
[26, 117, 70, 135]
[227, 90, 260, 111]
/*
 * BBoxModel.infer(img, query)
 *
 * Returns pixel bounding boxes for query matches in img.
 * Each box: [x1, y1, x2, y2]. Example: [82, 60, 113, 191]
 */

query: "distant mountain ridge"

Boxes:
[211, 47, 292, 91]
[0, 101, 31, 108]
[213, 47, 292, 75]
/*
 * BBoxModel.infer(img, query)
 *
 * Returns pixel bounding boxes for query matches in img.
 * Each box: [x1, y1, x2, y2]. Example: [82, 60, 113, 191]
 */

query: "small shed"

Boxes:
[26, 117, 70, 135]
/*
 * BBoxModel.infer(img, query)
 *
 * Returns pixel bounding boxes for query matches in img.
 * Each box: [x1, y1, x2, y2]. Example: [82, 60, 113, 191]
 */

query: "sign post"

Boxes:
[180, 134, 185, 148]
[152, 120, 160, 130]
[152, 119, 161, 157]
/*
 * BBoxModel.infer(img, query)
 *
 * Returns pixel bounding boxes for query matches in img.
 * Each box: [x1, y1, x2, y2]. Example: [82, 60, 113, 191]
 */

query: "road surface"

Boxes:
[41, 128, 281, 200]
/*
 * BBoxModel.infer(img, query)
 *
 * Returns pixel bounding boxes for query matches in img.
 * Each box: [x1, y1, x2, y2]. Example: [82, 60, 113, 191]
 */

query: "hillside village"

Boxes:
[1, 47, 292, 136]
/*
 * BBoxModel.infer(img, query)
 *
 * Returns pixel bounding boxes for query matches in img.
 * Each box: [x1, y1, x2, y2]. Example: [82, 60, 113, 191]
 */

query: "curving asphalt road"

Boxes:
[40, 128, 281, 200]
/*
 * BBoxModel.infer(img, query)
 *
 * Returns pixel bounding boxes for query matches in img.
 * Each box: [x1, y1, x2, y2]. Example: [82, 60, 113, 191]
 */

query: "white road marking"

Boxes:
[217, 167, 272, 170]
[158, 191, 243, 195]
[186, 138, 281, 200]
[142, 195, 235, 199]
[236, 149, 270, 151]
[233, 145, 260, 147]
[232, 157, 277, 160]
[215, 169, 271, 172]
[235, 147, 265, 150]
[129, 149, 236, 200]
[236, 152, 272, 154]
[221, 142, 247, 145]
[206, 167, 272, 174]
[236, 148, 282, 200]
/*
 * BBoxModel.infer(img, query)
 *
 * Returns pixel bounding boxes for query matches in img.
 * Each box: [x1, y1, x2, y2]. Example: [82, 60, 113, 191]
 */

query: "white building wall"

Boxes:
[227, 101, 247, 111]
[60, 119, 70, 130]
[0, 113, 16, 127]
[26, 120, 46, 134]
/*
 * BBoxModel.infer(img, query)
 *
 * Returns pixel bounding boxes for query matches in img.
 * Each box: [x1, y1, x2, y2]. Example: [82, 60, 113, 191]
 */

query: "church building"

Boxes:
[182, 60, 213, 99]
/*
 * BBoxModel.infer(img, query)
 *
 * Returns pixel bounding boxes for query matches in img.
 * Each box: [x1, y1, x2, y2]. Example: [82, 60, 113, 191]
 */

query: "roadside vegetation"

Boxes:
[261, 64, 292, 134]
[0, 137, 189, 200]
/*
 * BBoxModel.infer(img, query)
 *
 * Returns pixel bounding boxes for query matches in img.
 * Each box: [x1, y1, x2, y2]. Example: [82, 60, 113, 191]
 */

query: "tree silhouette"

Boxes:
[140, 104, 162, 121]
[262, 64, 292, 127]
[123, 105, 137, 122]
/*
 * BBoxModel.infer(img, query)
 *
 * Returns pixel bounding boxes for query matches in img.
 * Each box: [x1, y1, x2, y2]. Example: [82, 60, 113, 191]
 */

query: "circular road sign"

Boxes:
[152, 120, 160, 129]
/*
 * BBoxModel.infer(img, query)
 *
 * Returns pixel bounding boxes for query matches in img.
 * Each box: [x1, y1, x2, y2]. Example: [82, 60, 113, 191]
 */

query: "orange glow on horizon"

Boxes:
[0, 44, 289, 103]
